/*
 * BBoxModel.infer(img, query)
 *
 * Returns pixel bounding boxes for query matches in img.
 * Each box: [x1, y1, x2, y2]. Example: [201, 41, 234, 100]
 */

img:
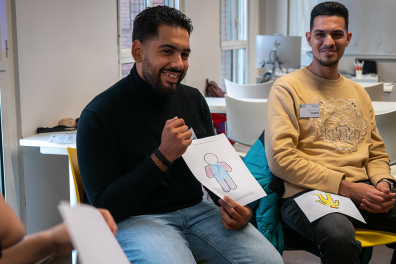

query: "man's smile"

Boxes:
[162, 70, 182, 82]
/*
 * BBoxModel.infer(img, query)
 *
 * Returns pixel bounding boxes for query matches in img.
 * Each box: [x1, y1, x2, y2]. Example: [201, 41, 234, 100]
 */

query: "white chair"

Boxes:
[375, 109, 396, 165]
[364, 82, 384, 101]
[225, 95, 267, 157]
[388, 84, 396, 102]
[224, 79, 274, 99]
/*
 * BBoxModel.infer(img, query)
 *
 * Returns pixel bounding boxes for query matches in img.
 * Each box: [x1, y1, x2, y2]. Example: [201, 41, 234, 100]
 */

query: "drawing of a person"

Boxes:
[204, 153, 237, 192]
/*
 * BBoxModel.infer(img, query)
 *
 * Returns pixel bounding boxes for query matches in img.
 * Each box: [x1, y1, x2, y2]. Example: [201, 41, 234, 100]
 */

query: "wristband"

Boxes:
[153, 148, 173, 168]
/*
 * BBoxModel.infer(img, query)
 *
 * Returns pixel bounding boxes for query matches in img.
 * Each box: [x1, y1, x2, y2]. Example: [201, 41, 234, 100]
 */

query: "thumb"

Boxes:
[377, 182, 390, 193]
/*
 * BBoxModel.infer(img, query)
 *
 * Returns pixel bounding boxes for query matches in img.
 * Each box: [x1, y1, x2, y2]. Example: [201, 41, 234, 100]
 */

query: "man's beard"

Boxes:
[313, 47, 339, 67]
[313, 54, 339, 67]
[142, 56, 184, 97]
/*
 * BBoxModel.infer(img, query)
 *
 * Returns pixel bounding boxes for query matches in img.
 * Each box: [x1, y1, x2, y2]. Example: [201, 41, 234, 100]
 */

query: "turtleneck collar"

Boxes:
[126, 64, 172, 106]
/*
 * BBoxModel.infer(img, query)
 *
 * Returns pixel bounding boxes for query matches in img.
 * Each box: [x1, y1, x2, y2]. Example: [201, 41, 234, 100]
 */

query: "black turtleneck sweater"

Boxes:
[77, 66, 216, 223]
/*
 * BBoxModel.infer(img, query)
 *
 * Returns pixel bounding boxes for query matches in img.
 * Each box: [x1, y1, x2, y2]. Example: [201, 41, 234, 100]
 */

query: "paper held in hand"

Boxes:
[182, 134, 266, 206]
[294, 190, 366, 223]
[58, 201, 130, 264]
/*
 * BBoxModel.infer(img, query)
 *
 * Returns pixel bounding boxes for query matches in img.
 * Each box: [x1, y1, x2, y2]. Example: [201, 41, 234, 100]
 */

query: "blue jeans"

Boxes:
[281, 191, 396, 264]
[117, 200, 283, 264]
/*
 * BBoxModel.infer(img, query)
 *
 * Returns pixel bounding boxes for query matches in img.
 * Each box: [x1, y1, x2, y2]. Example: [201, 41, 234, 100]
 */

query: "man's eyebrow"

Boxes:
[157, 44, 191, 52]
[313, 29, 345, 34]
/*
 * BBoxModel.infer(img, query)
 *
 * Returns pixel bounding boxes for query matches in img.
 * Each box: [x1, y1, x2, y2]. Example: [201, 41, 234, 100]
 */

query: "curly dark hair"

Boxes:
[310, 1, 349, 32]
[132, 5, 193, 44]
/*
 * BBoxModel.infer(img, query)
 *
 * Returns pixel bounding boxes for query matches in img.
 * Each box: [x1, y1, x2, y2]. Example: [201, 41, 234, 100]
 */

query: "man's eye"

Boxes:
[163, 50, 172, 54]
[316, 33, 324, 37]
[182, 53, 190, 58]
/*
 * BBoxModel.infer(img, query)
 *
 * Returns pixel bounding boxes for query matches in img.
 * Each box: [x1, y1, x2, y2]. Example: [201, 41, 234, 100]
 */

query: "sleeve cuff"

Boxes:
[326, 170, 345, 194]
[370, 173, 396, 187]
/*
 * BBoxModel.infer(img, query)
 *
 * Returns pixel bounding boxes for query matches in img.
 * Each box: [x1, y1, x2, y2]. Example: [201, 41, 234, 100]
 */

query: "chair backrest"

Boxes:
[225, 79, 274, 99]
[364, 82, 383, 101]
[225, 95, 267, 146]
[67, 147, 85, 204]
[388, 84, 396, 102]
[375, 110, 396, 165]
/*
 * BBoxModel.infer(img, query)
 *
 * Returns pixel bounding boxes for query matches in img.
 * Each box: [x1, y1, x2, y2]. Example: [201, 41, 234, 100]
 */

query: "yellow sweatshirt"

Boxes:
[265, 67, 392, 198]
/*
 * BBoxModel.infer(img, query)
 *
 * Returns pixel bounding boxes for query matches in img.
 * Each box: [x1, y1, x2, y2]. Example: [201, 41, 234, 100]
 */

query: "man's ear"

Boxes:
[132, 40, 144, 63]
[345, 32, 352, 47]
[305, 31, 312, 47]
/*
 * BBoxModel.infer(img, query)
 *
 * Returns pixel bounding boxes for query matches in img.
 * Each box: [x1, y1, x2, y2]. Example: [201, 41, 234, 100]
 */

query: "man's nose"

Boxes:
[323, 34, 335, 47]
[170, 54, 184, 70]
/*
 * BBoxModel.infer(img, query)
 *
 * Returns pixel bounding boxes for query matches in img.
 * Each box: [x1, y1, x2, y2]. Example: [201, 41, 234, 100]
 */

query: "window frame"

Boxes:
[221, 0, 248, 86]
[117, 0, 179, 78]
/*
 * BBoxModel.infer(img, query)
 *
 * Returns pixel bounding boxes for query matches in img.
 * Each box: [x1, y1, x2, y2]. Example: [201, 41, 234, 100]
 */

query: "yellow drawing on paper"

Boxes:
[314, 194, 339, 209]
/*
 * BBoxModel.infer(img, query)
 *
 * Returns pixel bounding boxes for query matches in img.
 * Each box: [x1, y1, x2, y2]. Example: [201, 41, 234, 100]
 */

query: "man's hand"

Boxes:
[218, 196, 252, 230]
[339, 180, 396, 213]
[158, 117, 192, 162]
[49, 208, 117, 254]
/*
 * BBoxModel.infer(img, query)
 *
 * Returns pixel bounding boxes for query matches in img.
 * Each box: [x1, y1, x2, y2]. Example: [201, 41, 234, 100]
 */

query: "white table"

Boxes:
[206, 97, 268, 114]
[207, 97, 396, 114]
[20, 132, 78, 206]
[20, 131, 78, 263]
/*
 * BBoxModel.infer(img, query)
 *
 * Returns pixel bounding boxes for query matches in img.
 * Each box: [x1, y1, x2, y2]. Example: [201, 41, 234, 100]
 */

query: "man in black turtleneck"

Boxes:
[77, 6, 282, 264]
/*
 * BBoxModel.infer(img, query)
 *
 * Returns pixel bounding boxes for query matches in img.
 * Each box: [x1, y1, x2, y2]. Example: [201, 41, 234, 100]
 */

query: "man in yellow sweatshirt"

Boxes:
[265, 2, 396, 263]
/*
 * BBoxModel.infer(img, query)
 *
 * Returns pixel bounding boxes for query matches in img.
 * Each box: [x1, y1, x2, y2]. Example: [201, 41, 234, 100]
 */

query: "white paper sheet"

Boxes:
[58, 201, 129, 264]
[182, 134, 266, 206]
[48, 133, 76, 143]
[294, 190, 366, 223]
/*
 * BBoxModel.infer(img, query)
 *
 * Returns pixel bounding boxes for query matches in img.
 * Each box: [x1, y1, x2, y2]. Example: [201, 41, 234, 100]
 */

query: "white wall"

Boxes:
[15, 0, 119, 233]
[184, 0, 221, 94]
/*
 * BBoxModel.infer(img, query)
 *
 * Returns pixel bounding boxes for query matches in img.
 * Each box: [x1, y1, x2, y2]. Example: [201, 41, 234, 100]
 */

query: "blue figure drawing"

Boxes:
[204, 153, 237, 192]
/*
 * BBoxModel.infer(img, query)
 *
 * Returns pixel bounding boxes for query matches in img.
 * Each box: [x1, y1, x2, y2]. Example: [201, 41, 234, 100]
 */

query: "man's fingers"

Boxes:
[166, 118, 185, 128]
[219, 206, 237, 228]
[165, 116, 178, 125]
[222, 196, 249, 216]
[360, 203, 378, 213]
[366, 193, 388, 203]
[221, 218, 235, 230]
[362, 199, 394, 213]
[98, 208, 118, 236]
[218, 198, 243, 222]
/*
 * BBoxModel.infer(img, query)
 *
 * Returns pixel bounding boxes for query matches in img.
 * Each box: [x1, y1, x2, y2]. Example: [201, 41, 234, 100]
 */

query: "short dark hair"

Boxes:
[310, 1, 349, 32]
[132, 5, 193, 44]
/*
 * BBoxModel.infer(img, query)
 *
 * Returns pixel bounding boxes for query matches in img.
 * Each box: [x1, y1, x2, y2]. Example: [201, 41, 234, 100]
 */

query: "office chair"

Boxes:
[225, 95, 267, 157]
[364, 82, 384, 101]
[224, 79, 274, 99]
[67, 147, 85, 204]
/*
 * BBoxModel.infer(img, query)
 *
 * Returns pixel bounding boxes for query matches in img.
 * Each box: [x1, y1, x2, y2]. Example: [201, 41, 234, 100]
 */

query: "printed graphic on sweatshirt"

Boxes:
[312, 97, 367, 153]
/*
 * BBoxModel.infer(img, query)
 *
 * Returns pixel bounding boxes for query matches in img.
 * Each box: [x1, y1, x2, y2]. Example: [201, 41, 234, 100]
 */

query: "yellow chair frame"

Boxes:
[67, 147, 85, 204]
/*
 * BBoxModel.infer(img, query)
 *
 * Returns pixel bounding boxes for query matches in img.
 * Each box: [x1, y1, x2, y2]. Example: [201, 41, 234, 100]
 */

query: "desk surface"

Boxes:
[206, 98, 267, 114]
[20, 131, 76, 155]
[355, 82, 394, 93]
[207, 97, 396, 114]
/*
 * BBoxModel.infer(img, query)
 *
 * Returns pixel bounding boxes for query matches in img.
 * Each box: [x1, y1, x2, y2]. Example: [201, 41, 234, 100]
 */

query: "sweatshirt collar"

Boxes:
[302, 67, 344, 87]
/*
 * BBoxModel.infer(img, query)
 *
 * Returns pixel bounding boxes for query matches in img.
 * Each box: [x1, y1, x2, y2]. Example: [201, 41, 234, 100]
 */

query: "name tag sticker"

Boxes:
[299, 104, 320, 118]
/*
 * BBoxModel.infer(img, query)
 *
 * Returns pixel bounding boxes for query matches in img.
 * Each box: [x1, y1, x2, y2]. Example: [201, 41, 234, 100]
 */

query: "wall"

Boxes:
[183, 0, 221, 94]
[15, 0, 119, 233]
[289, 0, 396, 81]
